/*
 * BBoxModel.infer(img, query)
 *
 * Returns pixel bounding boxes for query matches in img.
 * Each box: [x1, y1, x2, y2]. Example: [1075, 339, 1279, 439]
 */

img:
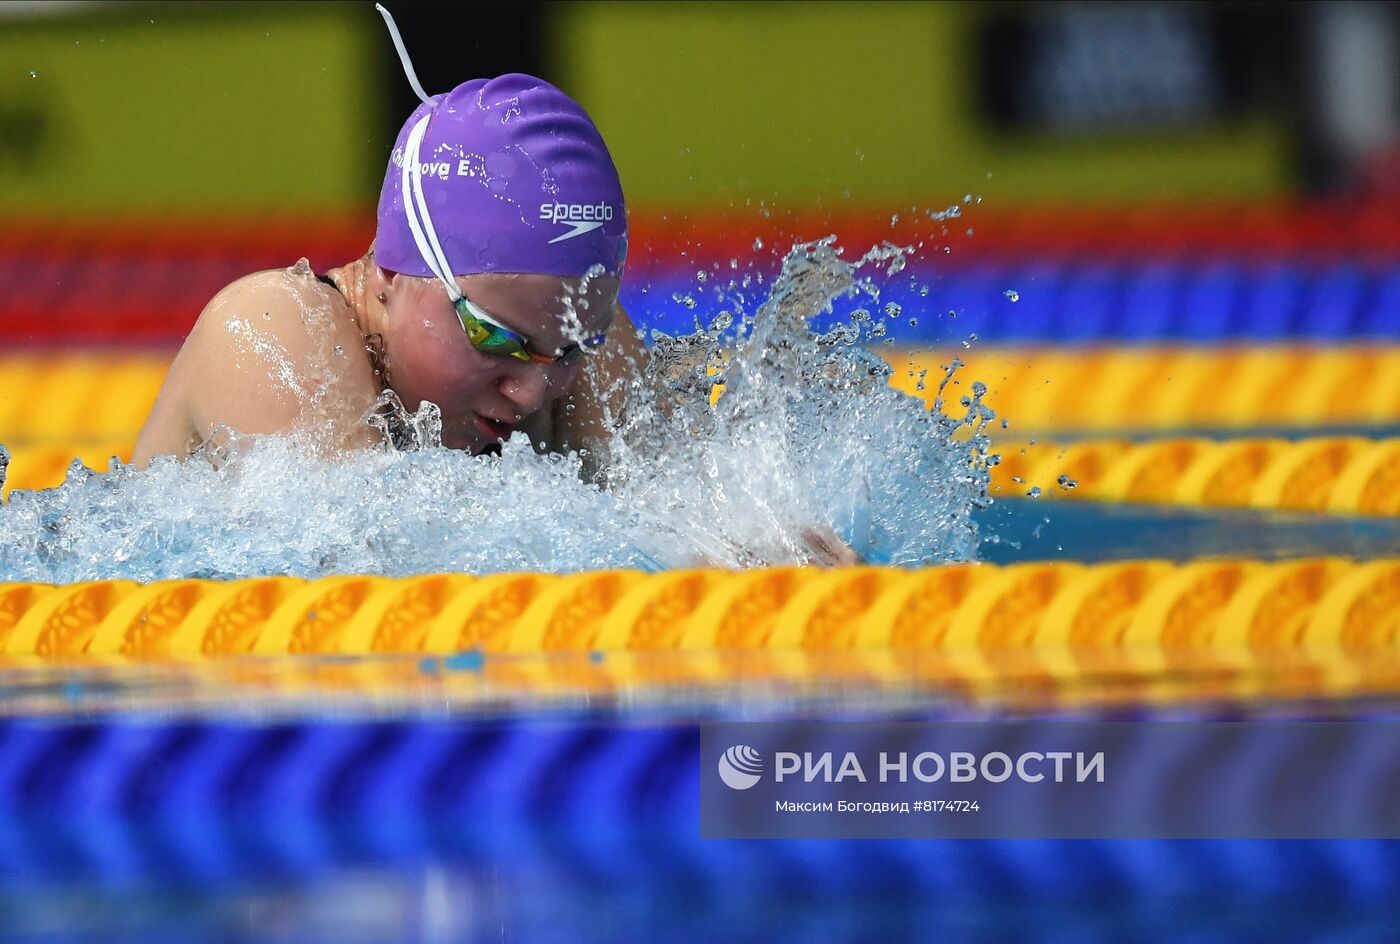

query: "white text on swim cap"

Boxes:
[389, 146, 455, 180]
[540, 202, 616, 244]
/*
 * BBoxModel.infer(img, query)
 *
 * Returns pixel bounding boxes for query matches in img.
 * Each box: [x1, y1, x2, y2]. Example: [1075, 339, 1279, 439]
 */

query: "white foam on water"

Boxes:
[0, 237, 994, 582]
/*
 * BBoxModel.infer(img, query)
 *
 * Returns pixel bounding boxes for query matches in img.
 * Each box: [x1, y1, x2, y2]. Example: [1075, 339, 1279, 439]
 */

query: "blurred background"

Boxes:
[6, 0, 1400, 212]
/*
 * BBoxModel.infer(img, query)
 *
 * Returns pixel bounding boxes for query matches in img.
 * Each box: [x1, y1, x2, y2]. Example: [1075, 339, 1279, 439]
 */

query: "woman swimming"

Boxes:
[135, 7, 640, 465]
[132, 7, 857, 564]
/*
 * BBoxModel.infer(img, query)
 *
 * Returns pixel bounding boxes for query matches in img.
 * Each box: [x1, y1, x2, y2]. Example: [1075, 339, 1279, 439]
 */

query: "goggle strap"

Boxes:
[404, 117, 463, 304]
[399, 118, 446, 288]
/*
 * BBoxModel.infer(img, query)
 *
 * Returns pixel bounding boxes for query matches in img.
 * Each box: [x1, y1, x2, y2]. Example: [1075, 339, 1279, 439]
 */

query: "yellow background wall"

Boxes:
[0, 3, 376, 216]
[557, 1, 1291, 207]
[0, 1, 1293, 216]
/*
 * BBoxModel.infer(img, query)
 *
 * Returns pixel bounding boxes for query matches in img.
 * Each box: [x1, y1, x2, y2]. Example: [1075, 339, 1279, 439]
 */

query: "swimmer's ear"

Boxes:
[371, 265, 400, 303]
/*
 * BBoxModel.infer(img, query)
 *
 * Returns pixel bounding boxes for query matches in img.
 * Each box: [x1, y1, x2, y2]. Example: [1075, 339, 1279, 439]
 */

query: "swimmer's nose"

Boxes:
[498, 363, 568, 419]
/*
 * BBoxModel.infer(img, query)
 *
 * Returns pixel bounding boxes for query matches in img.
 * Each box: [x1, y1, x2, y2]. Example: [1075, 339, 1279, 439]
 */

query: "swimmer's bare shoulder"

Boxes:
[133, 262, 381, 466]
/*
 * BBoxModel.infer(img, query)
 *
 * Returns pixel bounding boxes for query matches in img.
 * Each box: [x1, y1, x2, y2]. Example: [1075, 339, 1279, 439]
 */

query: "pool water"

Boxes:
[2, 227, 1398, 944]
[1, 704, 1398, 943]
[0, 241, 1004, 585]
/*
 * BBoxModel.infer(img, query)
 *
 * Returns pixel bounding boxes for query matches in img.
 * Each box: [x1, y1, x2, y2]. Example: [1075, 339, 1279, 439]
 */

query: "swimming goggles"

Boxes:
[455, 293, 607, 363]
[380, 4, 606, 365]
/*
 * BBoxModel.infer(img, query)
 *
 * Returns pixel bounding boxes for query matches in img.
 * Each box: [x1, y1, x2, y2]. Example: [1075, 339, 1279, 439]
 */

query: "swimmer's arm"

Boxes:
[134, 273, 380, 465]
[551, 302, 649, 457]
[132, 368, 202, 468]
[132, 297, 252, 467]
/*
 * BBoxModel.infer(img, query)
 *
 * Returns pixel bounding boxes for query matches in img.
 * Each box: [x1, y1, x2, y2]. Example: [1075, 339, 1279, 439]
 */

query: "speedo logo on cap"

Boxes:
[540, 202, 615, 244]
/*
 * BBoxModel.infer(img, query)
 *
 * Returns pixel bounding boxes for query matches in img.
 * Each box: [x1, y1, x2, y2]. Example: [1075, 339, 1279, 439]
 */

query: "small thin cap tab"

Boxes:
[375, 3, 432, 105]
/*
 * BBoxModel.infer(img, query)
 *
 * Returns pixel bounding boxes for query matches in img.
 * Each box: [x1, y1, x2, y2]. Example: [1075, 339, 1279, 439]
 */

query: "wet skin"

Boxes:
[376, 268, 620, 452]
[131, 255, 860, 565]
[132, 254, 644, 465]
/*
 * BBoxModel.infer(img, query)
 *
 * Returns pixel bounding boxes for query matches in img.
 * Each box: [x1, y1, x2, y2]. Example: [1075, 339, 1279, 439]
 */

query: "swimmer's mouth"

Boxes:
[473, 413, 515, 441]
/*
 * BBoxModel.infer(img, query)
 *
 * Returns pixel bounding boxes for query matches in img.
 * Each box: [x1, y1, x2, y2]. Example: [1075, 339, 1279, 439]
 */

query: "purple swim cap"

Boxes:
[374, 36, 626, 280]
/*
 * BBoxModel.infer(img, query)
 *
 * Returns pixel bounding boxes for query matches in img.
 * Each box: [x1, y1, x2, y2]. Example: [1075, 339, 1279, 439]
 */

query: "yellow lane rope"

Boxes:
[0, 560, 1395, 666]
[891, 345, 1400, 432]
[989, 436, 1400, 514]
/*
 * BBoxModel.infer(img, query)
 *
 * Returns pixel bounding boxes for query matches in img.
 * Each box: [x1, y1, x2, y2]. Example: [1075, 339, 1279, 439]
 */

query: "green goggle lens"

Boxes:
[455, 297, 534, 362]
[454, 296, 604, 364]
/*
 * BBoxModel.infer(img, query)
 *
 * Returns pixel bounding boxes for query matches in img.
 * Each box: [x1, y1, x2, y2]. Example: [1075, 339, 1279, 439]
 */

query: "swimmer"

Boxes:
[135, 9, 638, 464]
[133, 6, 858, 565]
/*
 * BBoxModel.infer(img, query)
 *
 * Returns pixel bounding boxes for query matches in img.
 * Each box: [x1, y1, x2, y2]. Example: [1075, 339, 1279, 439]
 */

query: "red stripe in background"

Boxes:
[4, 200, 1400, 345]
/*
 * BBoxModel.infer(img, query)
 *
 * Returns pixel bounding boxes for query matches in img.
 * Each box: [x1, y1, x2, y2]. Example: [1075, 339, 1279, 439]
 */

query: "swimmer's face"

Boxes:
[375, 270, 618, 452]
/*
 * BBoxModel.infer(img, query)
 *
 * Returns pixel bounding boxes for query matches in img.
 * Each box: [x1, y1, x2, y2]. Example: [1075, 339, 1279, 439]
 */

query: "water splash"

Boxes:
[0, 238, 994, 582]
[586, 238, 993, 569]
